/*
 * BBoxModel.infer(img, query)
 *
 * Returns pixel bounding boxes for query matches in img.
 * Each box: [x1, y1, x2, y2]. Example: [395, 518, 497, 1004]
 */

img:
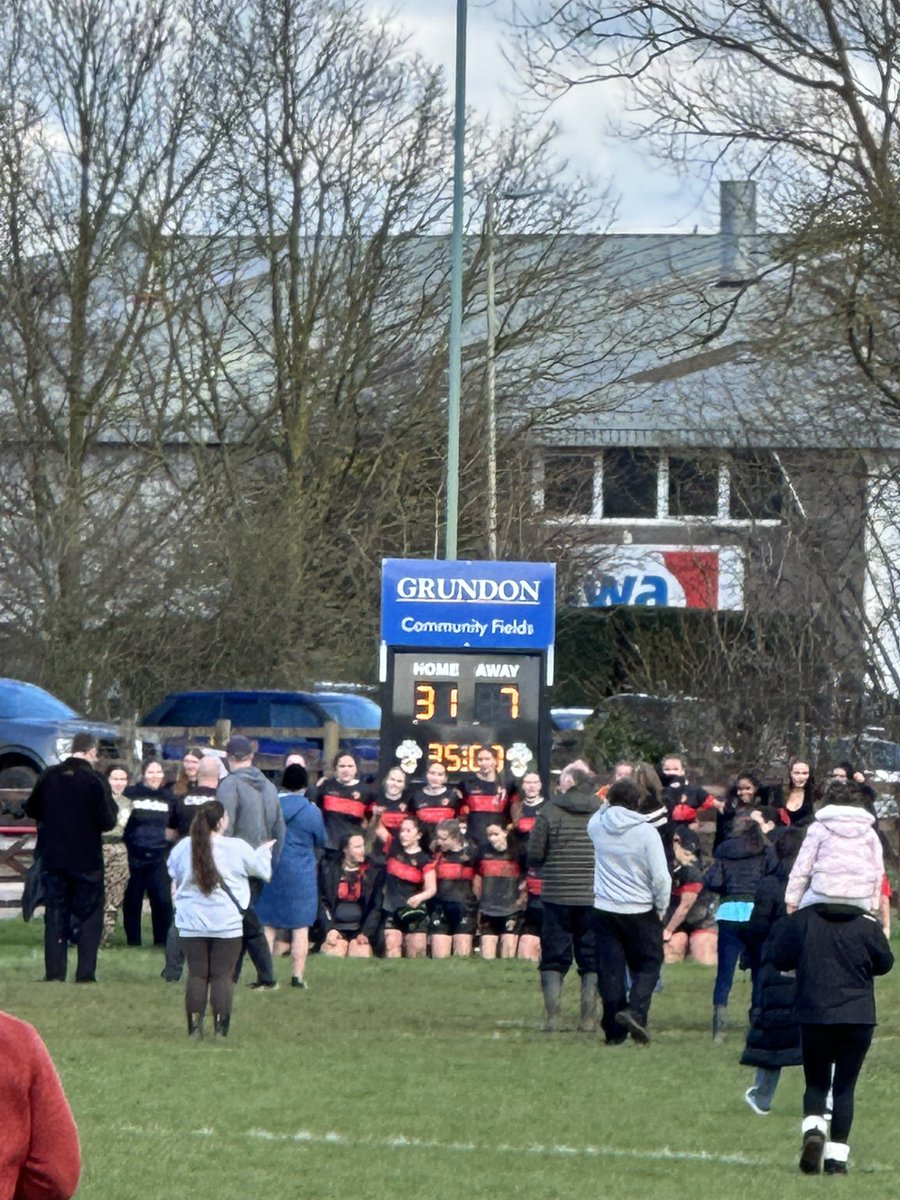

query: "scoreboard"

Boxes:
[384, 649, 546, 779]
[380, 559, 555, 784]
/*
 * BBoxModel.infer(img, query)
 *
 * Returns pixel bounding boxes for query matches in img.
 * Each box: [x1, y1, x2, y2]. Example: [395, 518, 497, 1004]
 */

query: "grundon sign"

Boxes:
[381, 559, 556, 650]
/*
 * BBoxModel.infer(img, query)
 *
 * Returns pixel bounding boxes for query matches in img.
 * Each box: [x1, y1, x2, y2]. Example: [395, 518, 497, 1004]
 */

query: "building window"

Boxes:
[602, 449, 658, 518]
[668, 455, 720, 517]
[543, 452, 595, 517]
[540, 446, 785, 524]
[729, 451, 783, 519]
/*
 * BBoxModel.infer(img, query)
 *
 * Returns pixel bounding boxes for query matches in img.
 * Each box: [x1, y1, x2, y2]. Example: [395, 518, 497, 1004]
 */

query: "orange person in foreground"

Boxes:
[0, 1009, 81, 1200]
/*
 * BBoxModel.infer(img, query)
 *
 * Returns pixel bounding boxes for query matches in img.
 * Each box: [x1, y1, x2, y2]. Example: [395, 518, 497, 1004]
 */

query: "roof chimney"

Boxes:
[718, 180, 757, 286]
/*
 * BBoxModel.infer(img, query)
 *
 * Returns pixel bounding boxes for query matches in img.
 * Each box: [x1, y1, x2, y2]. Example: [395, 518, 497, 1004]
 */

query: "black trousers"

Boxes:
[183, 937, 243, 1021]
[593, 908, 664, 1042]
[539, 901, 596, 976]
[233, 878, 276, 986]
[123, 857, 173, 946]
[162, 921, 185, 981]
[801, 1022, 874, 1143]
[42, 867, 104, 982]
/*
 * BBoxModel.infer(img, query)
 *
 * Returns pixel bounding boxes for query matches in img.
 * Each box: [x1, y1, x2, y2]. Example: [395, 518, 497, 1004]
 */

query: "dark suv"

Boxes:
[0, 677, 134, 797]
[141, 689, 381, 774]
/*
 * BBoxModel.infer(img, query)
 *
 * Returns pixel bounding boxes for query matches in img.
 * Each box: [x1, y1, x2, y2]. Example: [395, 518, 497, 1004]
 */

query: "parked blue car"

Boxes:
[141, 689, 381, 775]
[0, 677, 133, 799]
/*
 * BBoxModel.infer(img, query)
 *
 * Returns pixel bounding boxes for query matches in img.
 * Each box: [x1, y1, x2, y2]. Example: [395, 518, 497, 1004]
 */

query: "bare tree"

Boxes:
[513, 1, 900, 412]
[0, 0, 623, 713]
[0, 0, 242, 706]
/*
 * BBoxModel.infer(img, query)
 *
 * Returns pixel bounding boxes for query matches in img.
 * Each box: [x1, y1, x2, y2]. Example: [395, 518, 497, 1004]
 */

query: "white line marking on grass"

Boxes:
[116, 1123, 763, 1167]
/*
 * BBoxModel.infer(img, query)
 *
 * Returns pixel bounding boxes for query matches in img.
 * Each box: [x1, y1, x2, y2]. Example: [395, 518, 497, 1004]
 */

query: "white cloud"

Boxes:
[367, 0, 720, 231]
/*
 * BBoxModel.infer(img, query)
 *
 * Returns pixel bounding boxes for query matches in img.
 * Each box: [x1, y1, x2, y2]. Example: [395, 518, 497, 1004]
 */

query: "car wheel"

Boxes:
[0, 765, 38, 818]
[0, 765, 39, 789]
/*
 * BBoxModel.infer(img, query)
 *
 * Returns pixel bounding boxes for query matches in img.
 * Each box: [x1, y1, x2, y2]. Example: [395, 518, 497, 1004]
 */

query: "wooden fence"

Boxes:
[0, 789, 35, 910]
[134, 718, 379, 776]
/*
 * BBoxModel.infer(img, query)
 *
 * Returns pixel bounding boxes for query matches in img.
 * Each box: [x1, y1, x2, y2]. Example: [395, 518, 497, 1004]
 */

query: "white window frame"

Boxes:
[539, 449, 783, 526]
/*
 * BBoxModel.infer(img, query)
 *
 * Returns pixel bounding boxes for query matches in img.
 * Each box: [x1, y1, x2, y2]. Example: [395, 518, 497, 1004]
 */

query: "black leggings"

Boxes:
[183, 937, 243, 1022]
[801, 1023, 874, 1143]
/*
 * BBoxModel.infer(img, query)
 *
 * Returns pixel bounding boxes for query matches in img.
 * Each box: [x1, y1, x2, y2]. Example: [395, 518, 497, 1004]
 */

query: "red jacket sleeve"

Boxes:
[14, 1022, 81, 1200]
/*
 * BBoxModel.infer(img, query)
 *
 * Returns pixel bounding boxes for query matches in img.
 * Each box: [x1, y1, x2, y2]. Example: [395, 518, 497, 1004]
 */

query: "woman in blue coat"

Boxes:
[257, 765, 325, 989]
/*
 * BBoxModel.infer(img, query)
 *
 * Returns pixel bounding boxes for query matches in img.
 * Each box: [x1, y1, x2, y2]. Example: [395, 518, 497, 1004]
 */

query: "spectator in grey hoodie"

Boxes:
[588, 779, 671, 1045]
[528, 760, 601, 1032]
[217, 735, 286, 990]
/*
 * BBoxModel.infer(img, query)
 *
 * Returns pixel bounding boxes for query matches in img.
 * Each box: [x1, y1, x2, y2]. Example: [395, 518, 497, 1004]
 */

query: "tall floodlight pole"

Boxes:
[484, 192, 498, 559]
[445, 0, 467, 561]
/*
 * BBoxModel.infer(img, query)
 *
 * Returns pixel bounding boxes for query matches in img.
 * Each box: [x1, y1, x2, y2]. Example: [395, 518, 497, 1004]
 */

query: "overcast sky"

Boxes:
[370, 0, 722, 232]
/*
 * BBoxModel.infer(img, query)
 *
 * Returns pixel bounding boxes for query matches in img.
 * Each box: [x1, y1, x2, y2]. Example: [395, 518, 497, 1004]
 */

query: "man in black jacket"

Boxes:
[26, 733, 119, 982]
[770, 904, 894, 1175]
[527, 761, 600, 1032]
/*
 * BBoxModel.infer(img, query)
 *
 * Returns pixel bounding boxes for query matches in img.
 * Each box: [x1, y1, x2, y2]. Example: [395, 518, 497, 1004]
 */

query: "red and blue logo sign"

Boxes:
[583, 547, 743, 610]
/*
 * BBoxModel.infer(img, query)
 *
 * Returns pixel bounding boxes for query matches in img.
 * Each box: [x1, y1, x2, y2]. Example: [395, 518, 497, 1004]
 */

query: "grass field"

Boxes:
[1, 919, 898, 1200]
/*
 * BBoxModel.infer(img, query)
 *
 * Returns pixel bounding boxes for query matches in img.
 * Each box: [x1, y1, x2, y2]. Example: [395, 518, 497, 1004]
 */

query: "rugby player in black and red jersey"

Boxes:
[477, 823, 525, 960]
[410, 761, 463, 849]
[381, 817, 435, 959]
[370, 766, 410, 862]
[311, 753, 377, 859]
[429, 819, 479, 958]
[510, 770, 547, 962]
[458, 747, 510, 852]
[319, 833, 384, 958]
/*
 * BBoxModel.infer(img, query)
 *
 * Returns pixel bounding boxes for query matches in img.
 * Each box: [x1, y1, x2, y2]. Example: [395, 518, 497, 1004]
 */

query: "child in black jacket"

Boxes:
[770, 904, 893, 1175]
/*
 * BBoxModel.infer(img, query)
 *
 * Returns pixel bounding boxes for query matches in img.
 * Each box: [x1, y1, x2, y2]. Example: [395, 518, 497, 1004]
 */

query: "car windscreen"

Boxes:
[0, 682, 78, 720]
[152, 696, 223, 726]
[269, 701, 320, 729]
[313, 695, 381, 729]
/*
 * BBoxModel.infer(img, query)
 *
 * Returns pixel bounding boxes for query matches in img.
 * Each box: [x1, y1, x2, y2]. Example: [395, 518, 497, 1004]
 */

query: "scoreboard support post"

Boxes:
[379, 559, 556, 786]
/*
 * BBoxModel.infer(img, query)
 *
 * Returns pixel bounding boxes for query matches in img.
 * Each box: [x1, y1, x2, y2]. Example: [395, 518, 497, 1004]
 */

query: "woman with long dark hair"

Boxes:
[779, 759, 817, 827]
[167, 800, 274, 1038]
[715, 772, 762, 849]
[171, 747, 204, 798]
[703, 810, 777, 1043]
[122, 760, 174, 946]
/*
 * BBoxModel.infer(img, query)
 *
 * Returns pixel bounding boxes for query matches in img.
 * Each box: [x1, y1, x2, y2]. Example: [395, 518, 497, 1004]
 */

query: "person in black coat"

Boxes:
[770, 904, 894, 1175]
[122, 759, 175, 946]
[739, 825, 805, 1115]
[25, 732, 118, 982]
